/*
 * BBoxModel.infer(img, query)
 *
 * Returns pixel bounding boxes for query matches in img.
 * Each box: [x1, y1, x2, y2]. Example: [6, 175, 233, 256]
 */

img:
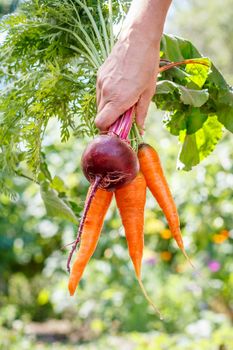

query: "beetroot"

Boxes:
[82, 134, 139, 190]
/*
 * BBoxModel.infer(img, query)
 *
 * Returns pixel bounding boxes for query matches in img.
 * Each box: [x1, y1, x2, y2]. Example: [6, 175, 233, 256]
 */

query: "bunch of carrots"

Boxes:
[66, 60, 203, 316]
[67, 138, 191, 316]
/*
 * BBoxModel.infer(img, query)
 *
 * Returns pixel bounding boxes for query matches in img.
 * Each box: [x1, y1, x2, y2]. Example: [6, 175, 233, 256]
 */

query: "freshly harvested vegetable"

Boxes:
[67, 60, 206, 307]
[138, 143, 193, 266]
[82, 134, 139, 191]
[115, 172, 162, 317]
[69, 60, 207, 307]
[1, 1, 233, 200]
[68, 187, 113, 296]
[115, 172, 146, 278]
[67, 107, 139, 277]
[0, 0, 232, 317]
[81, 107, 139, 191]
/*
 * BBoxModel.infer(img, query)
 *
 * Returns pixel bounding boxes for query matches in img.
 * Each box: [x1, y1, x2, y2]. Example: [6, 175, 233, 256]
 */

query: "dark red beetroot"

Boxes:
[82, 134, 139, 191]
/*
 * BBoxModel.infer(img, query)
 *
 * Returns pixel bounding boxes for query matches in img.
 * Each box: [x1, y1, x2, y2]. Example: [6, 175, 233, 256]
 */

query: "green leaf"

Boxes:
[156, 81, 209, 107]
[178, 116, 223, 170]
[165, 111, 187, 136]
[179, 86, 209, 107]
[178, 134, 200, 171]
[216, 90, 233, 132]
[186, 108, 208, 135]
[160, 34, 191, 62]
[40, 184, 78, 224]
[50, 175, 66, 193]
[185, 58, 211, 88]
[166, 108, 208, 136]
[159, 34, 233, 133]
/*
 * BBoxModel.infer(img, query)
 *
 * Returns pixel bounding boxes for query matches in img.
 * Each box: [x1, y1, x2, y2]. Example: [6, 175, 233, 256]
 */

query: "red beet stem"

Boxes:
[109, 106, 134, 140]
[159, 59, 210, 73]
[66, 176, 101, 273]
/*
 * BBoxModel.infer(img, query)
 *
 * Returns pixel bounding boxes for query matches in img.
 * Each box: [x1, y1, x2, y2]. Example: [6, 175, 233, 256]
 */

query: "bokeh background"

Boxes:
[0, 0, 232, 349]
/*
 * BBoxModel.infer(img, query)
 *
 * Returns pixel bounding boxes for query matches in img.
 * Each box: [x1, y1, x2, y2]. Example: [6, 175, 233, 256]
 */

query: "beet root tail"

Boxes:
[66, 176, 101, 273]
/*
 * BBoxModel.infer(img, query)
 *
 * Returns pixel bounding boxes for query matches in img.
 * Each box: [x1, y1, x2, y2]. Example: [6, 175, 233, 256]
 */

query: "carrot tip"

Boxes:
[68, 289, 75, 296]
[137, 278, 163, 320]
[68, 281, 76, 296]
[181, 249, 196, 270]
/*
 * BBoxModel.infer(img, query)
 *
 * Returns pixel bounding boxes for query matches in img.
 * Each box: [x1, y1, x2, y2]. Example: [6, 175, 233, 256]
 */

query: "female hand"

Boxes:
[95, 31, 160, 131]
[95, 0, 172, 131]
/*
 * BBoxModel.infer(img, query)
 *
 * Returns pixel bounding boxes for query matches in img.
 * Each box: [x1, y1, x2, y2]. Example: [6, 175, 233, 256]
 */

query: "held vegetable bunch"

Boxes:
[67, 97, 195, 317]
[0, 0, 232, 200]
[0, 0, 232, 314]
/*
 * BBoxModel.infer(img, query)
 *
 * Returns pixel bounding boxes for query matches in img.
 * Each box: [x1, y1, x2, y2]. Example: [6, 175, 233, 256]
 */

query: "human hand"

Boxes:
[95, 30, 160, 131]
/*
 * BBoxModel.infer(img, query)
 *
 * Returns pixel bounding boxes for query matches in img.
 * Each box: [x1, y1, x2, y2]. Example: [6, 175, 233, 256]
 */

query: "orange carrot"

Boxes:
[138, 143, 193, 267]
[68, 187, 113, 296]
[115, 172, 162, 317]
[115, 172, 146, 278]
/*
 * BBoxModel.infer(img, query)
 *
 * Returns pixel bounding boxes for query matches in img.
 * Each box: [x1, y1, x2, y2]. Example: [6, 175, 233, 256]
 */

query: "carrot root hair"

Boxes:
[66, 176, 101, 273]
[137, 276, 163, 320]
[175, 229, 195, 270]
[181, 248, 196, 270]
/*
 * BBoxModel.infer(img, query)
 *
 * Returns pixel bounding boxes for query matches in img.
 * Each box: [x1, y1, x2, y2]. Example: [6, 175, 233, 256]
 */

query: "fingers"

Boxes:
[96, 72, 138, 130]
[95, 101, 127, 131]
[95, 60, 157, 131]
[135, 85, 155, 128]
[95, 85, 155, 131]
[96, 82, 101, 107]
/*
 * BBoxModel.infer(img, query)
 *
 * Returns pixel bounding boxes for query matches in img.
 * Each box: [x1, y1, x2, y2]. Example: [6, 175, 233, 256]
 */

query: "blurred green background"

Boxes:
[0, 1, 232, 349]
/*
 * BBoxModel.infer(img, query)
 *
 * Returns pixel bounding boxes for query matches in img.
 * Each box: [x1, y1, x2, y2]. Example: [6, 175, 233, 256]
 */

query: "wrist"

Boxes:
[119, 0, 172, 45]
[119, 21, 161, 49]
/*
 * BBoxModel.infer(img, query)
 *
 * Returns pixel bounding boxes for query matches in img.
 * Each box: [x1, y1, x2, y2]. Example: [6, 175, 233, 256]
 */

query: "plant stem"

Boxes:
[159, 59, 210, 73]
[66, 0, 102, 66]
[69, 45, 98, 69]
[34, 22, 101, 68]
[74, 0, 107, 59]
[14, 170, 39, 184]
[108, 0, 114, 50]
[133, 123, 144, 144]
[109, 107, 134, 140]
[98, 1, 110, 56]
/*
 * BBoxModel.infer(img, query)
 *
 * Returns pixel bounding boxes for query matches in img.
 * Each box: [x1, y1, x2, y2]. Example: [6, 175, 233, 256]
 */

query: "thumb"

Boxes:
[95, 101, 126, 131]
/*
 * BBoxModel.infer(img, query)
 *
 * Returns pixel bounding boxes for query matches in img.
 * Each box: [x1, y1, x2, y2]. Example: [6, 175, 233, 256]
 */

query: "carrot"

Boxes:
[115, 172, 162, 318]
[138, 143, 193, 267]
[115, 172, 146, 278]
[68, 185, 113, 296]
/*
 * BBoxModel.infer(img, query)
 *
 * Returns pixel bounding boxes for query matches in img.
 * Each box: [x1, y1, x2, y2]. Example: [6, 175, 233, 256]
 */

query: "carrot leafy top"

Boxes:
[0, 0, 232, 201]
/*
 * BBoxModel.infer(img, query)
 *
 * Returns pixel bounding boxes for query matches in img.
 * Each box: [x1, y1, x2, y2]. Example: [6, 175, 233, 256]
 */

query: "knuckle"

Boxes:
[150, 86, 156, 96]
[102, 83, 110, 97]
[95, 117, 104, 130]
[97, 69, 104, 87]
